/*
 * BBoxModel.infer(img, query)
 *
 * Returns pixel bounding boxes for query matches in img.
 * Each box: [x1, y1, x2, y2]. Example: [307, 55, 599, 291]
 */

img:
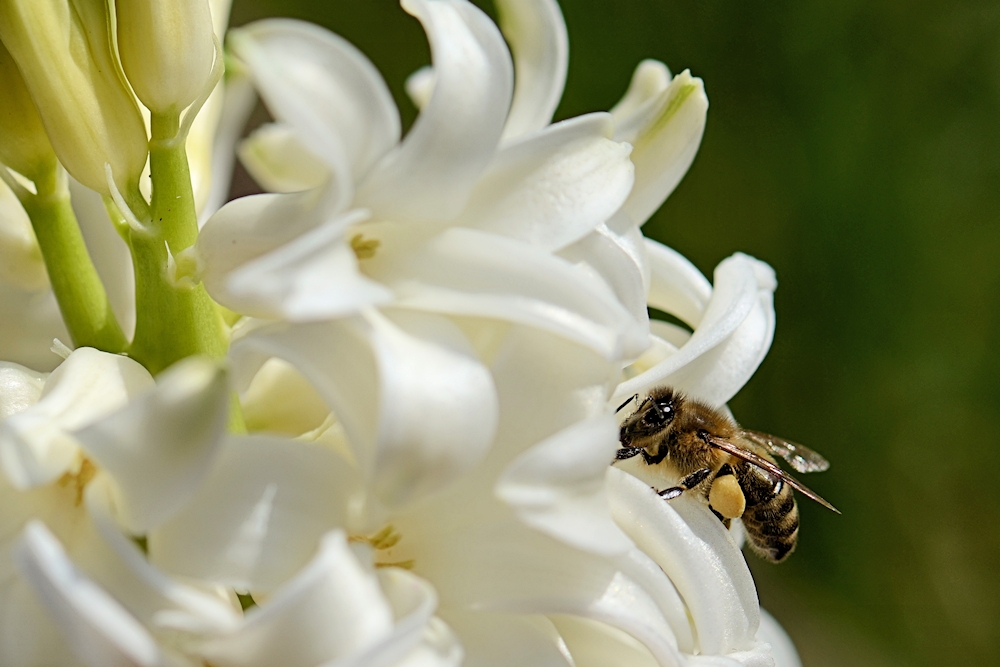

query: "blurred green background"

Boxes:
[229, 1, 1000, 665]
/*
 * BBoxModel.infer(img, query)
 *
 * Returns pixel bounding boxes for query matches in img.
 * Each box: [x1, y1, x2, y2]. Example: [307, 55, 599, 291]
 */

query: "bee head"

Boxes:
[619, 387, 680, 445]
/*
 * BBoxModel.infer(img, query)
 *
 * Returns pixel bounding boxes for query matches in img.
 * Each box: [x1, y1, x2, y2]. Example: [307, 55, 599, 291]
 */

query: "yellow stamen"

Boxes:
[57, 458, 97, 506]
[350, 233, 380, 260]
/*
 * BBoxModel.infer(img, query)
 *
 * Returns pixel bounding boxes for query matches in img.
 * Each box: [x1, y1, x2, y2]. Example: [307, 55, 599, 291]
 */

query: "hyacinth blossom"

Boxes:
[0, 0, 800, 666]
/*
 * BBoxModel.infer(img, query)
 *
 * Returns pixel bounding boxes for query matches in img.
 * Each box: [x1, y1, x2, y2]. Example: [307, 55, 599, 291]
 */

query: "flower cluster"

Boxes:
[0, 0, 801, 666]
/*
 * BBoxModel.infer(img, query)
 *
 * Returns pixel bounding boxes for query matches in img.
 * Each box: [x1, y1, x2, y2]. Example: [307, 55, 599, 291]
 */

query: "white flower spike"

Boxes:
[0, 0, 810, 665]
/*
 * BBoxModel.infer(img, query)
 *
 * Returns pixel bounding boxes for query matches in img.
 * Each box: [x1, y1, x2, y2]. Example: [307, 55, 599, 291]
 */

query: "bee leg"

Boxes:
[657, 467, 713, 500]
[709, 508, 733, 529]
[615, 446, 645, 460]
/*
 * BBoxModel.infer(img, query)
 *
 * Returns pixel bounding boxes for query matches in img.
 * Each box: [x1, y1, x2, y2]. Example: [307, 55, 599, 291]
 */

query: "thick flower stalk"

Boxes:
[0, 0, 807, 666]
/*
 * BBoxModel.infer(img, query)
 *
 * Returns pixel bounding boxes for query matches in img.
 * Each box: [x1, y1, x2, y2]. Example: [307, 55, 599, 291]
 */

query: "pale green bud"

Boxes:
[0, 0, 148, 195]
[116, 0, 216, 115]
[0, 42, 57, 183]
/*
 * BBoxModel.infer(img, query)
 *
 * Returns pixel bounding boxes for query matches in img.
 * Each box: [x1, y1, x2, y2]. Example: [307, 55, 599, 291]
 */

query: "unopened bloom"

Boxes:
[0, 41, 56, 184]
[0, 0, 147, 194]
[116, 0, 218, 115]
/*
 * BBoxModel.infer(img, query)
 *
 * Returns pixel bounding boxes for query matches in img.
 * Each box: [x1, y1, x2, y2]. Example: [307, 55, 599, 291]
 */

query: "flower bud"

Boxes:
[0, 0, 148, 195]
[0, 42, 57, 183]
[116, 0, 217, 115]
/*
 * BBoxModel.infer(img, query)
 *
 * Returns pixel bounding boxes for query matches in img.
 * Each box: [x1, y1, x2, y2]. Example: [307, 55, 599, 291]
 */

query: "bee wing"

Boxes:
[703, 435, 841, 514]
[740, 429, 831, 473]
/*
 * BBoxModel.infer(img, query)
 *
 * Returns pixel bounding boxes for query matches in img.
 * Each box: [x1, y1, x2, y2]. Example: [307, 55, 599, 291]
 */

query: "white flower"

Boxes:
[196, 0, 647, 367]
[0, 0, 810, 665]
[0, 348, 238, 666]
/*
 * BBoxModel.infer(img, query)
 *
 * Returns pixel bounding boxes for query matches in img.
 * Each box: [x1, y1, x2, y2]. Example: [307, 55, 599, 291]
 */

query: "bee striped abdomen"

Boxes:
[736, 462, 800, 563]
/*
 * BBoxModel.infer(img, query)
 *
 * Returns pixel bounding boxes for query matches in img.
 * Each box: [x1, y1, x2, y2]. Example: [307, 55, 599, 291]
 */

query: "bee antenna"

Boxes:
[616, 394, 639, 414]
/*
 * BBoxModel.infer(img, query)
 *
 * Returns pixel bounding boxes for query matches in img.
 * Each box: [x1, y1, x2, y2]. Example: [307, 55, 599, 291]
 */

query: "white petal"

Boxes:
[81, 476, 242, 635]
[241, 358, 331, 436]
[396, 506, 682, 667]
[757, 609, 801, 667]
[495, 0, 568, 141]
[610, 60, 672, 126]
[238, 122, 328, 193]
[0, 361, 46, 419]
[614, 547, 694, 653]
[458, 323, 619, 474]
[614, 70, 708, 226]
[0, 348, 154, 489]
[0, 284, 67, 371]
[496, 416, 633, 556]
[457, 113, 634, 251]
[607, 467, 759, 654]
[356, 0, 513, 223]
[73, 358, 229, 533]
[560, 217, 651, 329]
[0, 574, 83, 666]
[198, 193, 388, 319]
[71, 178, 136, 338]
[645, 238, 712, 327]
[225, 211, 393, 321]
[14, 521, 165, 667]
[200, 72, 258, 224]
[405, 66, 436, 111]
[386, 616, 463, 667]
[149, 436, 358, 592]
[197, 531, 395, 667]
[369, 227, 648, 360]
[614, 253, 776, 407]
[230, 311, 499, 509]
[198, 190, 327, 288]
[366, 310, 498, 508]
[442, 612, 572, 667]
[550, 615, 660, 667]
[231, 18, 400, 198]
[0, 178, 47, 290]
[323, 569, 445, 667]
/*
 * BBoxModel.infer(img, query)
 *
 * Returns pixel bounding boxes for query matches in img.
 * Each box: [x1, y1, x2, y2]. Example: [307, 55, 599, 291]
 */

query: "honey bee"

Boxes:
[615, 386, 838, 563]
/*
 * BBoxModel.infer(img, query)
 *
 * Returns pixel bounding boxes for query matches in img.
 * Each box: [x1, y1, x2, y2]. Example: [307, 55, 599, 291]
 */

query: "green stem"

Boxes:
[128, 111, 227, 374]
[22, 168, 127, 353]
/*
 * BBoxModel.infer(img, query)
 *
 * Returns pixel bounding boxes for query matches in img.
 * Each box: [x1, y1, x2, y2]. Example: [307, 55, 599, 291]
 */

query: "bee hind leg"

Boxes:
[657, 467, 713, 500]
